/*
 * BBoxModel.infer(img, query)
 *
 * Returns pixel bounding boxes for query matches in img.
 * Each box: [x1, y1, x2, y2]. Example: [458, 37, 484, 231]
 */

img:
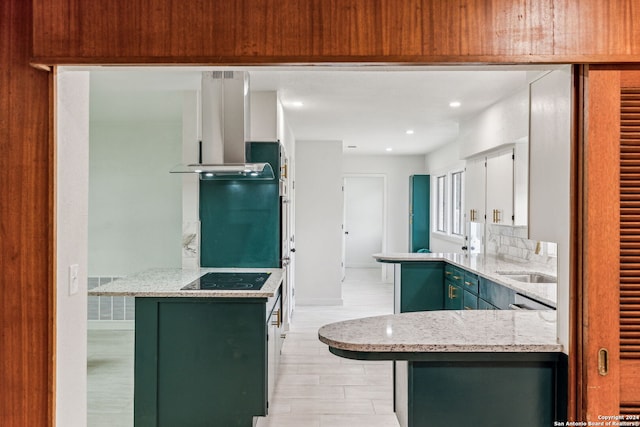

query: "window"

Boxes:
[433, 169, 464, 239]
[451, 171, 463, 235]
[436, 175, 447, 232]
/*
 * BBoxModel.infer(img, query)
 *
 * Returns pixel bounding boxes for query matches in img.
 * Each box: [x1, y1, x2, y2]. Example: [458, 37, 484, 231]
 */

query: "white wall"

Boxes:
[459, 87, 529, 159]
[56, 69, 89, 427]
[343, 155, 425, 279]
[295, 140, 343, 305]
[251, 91, 278, 141]
[89, 93, 183, 276]
[424, 139, 466, 253]
[529, 66, 572, 353]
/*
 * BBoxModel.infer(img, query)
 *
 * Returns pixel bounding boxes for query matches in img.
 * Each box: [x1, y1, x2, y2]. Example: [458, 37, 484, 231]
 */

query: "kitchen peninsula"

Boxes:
[318, 252, 566, 427]
[90, 268, 284, 427]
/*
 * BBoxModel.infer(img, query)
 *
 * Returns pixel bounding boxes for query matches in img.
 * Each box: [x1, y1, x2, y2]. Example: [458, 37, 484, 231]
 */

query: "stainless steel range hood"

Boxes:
[171, 71, 275, 180]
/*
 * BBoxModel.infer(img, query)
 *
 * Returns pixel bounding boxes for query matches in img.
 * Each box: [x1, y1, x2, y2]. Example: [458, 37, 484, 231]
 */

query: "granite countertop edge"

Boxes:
[88, 267, 284, 298]
[318, 310, 562, 354]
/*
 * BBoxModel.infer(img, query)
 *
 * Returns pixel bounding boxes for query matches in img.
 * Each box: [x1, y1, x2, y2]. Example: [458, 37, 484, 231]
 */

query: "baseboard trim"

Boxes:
[88, 320, 135, 330]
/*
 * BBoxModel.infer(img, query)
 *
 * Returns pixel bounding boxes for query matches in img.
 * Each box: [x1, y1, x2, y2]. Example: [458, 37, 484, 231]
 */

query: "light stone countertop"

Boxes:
[374, 252, 557, 307]
[88, 268, 283, 298]
[318, 310, 561, 353]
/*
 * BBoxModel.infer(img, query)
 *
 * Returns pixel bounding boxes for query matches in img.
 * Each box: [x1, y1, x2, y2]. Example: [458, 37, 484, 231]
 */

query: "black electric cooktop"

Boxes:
[181, 272, 271, 291]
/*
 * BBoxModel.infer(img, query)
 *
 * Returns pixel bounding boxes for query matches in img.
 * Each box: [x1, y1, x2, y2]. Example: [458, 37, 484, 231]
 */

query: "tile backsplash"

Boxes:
[88, 276, 134, 321]
[485, 224, 557, 268]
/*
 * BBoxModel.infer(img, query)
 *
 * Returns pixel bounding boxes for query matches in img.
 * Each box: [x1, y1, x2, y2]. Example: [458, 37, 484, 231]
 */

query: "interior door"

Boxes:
[343, 176, 384, 269]
[580, 67, 640, 419]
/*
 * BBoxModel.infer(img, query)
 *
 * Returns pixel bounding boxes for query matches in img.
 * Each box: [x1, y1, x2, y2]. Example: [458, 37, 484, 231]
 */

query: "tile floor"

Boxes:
[87, 268, 399, 426]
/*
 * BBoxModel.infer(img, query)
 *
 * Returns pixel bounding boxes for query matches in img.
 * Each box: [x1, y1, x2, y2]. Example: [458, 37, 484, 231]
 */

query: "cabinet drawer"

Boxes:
[444, 264, 464, 286]
[463, 290, 478, 310]
[462, 271, 479, 295]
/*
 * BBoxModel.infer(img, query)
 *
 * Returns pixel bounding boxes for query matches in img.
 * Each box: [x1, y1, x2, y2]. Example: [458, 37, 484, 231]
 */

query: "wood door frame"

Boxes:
[34, 63, 621, 425]
[573, 65, 640, 420]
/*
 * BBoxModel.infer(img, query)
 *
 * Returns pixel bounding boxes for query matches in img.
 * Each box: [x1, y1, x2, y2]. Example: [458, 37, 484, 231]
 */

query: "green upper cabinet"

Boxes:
[200, 142, 281, 268]
[409, 175, 430, 252]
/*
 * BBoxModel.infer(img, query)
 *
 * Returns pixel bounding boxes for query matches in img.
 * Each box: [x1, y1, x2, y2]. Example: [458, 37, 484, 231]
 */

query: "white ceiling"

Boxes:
[88, 65, 558, 155]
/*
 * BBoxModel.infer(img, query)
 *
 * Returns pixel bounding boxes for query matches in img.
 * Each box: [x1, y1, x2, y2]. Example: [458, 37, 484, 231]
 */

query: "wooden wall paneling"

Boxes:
[422, 0, 555, 58]
[1, 0, 54, 426]
[554, 0, 640, 58]
[34, 0, 637, 64]
[582, 67, 621, 420]
[380, 0, 423, 56]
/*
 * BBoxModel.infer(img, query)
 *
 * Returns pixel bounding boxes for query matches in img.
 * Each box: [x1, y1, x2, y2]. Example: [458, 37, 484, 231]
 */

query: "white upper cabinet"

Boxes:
[460, 84, 530, 230]
[465, 156, 486, 223]
[486, 149, 515, 225]
[465, 144, 528, 228]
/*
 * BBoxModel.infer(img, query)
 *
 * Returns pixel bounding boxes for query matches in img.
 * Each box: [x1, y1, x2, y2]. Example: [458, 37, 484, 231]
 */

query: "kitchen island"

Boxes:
[318, 252, 565, 427]
[90, 268, 284, 427]
[319, 309, 566, 427]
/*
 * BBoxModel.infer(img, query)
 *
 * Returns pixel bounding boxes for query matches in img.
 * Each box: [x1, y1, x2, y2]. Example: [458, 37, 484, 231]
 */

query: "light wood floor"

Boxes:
[87, 268, 399, 427]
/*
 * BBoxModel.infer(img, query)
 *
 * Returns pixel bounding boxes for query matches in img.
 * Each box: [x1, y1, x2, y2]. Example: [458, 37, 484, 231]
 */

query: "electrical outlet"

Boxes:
[69, 264, 79, 295]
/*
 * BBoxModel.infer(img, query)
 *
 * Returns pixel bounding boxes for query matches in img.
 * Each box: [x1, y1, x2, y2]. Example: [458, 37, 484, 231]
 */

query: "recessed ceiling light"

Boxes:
[449, 101, 461, 108]
[406, 129, 414, 135]
[291, 101, 304, 107]
[386, 147, 393, 152]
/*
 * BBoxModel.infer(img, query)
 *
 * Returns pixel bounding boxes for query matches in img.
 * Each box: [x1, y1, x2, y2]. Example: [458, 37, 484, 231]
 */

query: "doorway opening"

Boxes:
[55, 64, 568, 426]
[342, 175, 386, 281]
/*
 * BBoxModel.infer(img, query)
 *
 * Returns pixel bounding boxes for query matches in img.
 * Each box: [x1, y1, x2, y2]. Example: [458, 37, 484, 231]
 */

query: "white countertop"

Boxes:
[374, 252, 557, 307]
[318, 310, 561, 353]
[88, 268, 283, 298]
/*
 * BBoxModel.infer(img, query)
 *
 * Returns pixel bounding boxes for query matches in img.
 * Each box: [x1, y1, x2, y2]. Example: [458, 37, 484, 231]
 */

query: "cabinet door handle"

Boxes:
[452, 275, 461, 280]
[464, 306, 473, 310]
[445, 271, 452, 276]
[449, 285, 457, 299]
[465, 281, 473, 287]
[271, 309, 281, 327]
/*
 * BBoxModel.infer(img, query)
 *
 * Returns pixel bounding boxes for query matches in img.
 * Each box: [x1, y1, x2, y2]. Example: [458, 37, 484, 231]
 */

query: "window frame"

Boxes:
[450, 170, 464, 236]
[435, 174, 447, 233]
[432, 168, 465, 242]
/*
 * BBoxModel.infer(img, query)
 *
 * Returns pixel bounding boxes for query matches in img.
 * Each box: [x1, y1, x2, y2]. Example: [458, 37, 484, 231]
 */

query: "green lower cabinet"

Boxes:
[395, 353, 567, 427]
[479, 277, 516, 310]
[463, 289, 478, 310]
[135, 298, 269, 427]
[398, 263, 444, 313]
[478, 298, 499, 310]
[444, 282, 463, 310]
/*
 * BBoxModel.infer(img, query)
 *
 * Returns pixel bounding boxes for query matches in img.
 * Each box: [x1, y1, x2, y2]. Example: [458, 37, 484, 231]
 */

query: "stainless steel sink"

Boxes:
[496, 272, 557, 283]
